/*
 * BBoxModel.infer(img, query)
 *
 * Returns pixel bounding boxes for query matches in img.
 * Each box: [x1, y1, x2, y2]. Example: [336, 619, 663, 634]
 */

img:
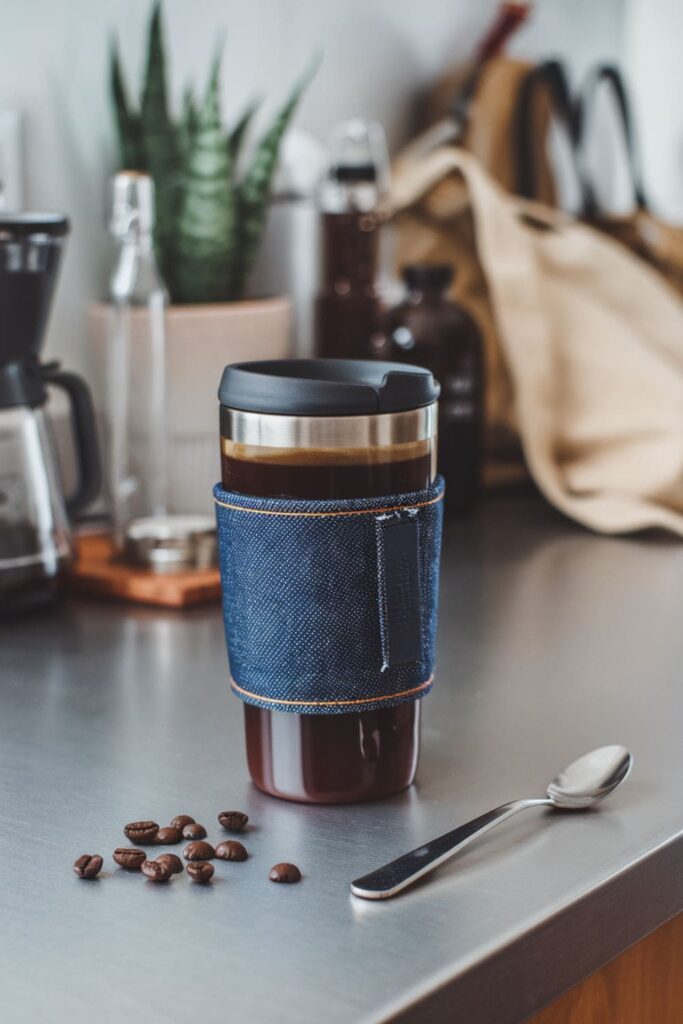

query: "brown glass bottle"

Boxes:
[219, 359, 438, 804]
[377, 264, 484, 515]
[314, 122, 388, 359]
[314, 209, 381, 360]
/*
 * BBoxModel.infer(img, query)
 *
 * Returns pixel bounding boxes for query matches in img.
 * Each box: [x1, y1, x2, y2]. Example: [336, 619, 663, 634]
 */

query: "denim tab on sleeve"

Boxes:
[214, 476, 444, 715]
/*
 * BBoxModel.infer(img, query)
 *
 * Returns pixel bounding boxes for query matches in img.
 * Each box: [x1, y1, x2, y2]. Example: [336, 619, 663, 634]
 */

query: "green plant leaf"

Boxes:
[140, 1, 181, 287]
[173, 48, 237, 303]
[179, 84, 199, 163]
[141, 1, 172, 136]
[228, 98, 260, 163]
[109, 37, 145, 169]
[231, 56, 319, 298]
[107, 2, 320, 305]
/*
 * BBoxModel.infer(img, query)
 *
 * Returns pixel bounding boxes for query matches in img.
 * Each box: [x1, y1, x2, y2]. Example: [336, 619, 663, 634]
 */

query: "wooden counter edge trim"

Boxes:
[384, 829, 683, 1024]
[528, 911, 683, 1024]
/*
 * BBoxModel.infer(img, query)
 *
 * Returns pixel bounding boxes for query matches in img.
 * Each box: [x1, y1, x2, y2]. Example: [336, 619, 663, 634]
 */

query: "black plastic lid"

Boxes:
[0, 213, 69, 238]
[402, 263, 454, 290]
[219, 359, 440, 416]
[332, 163, 378, 183]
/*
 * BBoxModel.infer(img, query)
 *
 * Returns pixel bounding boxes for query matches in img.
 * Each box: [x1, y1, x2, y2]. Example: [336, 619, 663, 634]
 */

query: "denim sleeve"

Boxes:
[214, 477, 444, 715]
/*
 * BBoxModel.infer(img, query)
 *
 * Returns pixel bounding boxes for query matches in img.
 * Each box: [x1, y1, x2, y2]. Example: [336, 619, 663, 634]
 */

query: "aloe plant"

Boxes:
[109, 2, 316, 303]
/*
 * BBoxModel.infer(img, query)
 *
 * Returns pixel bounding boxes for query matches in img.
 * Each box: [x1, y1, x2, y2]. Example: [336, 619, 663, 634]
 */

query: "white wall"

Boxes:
[624, 0, 683, 221]
[0, 0, 623, 377]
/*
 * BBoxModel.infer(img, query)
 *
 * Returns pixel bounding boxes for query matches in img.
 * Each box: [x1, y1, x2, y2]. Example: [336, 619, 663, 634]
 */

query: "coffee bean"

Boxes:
[186, 861, 214, 884]
[141, 859, 172, 882]
[269, 862, 301, 883]
[218, 810, 249, 833]
[73, 854, 103, 879]
[182, 822, 207, 840]
[156, 853, 183, 875]
[215, 840, 248, 862]
[183, 840, 215, 861]
[124, 821, 159, 844]
[169, 814, 195, 831]
[155, 826, 182, 845]
[113, 847, 146, 871]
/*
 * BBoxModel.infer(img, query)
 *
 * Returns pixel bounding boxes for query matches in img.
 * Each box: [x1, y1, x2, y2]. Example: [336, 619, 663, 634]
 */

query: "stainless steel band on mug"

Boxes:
[221, 403, 438, 449]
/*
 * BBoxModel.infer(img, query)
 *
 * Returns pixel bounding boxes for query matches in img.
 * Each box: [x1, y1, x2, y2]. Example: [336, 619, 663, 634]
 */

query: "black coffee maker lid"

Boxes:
[0, 213, 69, 238]
[219, 359, 440, 415]
[0, 212, 70, 407]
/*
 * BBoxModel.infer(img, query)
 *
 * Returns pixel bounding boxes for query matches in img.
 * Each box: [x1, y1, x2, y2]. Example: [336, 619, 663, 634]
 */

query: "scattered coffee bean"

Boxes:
[186, 861, 214, 884]
[269, 862, 301, 884]
[182, 822, 207, 840]
[183, 840, 215, 861]
[156, 853, 183, 875]
[113, 847, 147, 871]
[218, 810, 249, 833]
[169, 814, 195, 831]
[215, 840, 248, 862]
[141, 859, 172, 882]
[73, 854, 103, 879]
[155, 826, 182, 845]
[124, 821, 159, 844]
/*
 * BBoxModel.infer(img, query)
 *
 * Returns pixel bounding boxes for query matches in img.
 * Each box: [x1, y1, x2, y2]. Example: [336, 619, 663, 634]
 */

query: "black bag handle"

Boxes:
[515, 59, 590, 212]
[574, 64, 648, 216]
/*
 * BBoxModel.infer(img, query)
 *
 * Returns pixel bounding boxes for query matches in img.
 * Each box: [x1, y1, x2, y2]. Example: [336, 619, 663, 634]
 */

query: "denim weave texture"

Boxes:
[214, 476, 444, 715]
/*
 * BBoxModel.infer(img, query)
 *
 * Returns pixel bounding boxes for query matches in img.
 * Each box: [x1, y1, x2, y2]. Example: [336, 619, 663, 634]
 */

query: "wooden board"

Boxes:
[67, 533, 221, 608]
[530, 912, 683, 1024]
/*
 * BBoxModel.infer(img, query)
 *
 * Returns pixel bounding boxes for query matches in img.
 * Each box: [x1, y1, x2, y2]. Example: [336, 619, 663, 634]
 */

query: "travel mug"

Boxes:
[216, 359, 443, 803]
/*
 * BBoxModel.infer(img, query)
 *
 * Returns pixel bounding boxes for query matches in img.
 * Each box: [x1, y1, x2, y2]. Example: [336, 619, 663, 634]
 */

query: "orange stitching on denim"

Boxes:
[230, 676, 433, 707]
[214, 492, 443, 518]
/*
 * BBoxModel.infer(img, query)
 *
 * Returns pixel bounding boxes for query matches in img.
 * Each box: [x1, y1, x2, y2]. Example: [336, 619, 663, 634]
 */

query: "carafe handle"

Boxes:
[43, 365, 101, 517]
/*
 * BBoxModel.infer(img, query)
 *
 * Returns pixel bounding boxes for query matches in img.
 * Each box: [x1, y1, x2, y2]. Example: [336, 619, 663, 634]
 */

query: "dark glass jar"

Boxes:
[219, 359, 439, 803]
[377, 264, 484, 515]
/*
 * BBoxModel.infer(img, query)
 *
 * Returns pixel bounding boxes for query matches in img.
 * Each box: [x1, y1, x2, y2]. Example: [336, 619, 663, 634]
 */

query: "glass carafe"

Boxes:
[0, 214, 100, 613]
[0, 404, 71, 610]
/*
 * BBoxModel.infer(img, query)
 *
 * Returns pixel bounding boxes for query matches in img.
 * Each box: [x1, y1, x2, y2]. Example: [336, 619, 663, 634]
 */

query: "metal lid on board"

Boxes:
[124, 515, 217, 574]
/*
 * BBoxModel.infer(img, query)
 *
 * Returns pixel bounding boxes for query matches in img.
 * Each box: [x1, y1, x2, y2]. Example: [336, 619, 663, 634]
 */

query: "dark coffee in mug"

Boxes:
[219, 360, 439, 803]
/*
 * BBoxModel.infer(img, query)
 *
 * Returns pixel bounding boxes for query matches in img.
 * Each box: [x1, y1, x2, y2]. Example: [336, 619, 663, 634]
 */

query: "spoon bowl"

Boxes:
[546, 744, 633, 809]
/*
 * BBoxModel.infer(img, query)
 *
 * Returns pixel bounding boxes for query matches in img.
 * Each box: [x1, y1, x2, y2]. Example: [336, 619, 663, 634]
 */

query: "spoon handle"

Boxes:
[350, 797, 551, 900]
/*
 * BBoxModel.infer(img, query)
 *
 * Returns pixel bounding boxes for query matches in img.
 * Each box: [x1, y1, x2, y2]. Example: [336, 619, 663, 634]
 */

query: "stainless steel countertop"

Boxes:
[1, 497, 682, 1024]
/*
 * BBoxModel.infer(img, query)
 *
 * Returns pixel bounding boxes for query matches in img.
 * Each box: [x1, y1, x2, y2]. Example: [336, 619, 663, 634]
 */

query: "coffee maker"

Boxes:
[0, 214, 100, 612]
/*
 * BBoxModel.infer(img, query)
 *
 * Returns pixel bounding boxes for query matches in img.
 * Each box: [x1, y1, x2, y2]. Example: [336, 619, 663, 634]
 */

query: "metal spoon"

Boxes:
[350, 745, 632, 900]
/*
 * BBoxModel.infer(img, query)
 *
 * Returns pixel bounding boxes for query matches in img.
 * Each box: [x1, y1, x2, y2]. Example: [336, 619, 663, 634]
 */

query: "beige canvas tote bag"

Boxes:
[387, 148, 683, 536]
